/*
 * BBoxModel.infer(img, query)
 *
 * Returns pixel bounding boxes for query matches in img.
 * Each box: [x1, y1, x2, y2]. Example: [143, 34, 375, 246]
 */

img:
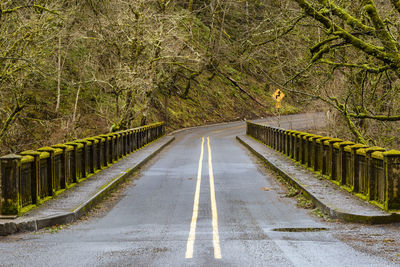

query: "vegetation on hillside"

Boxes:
[1, 0, 400, 153]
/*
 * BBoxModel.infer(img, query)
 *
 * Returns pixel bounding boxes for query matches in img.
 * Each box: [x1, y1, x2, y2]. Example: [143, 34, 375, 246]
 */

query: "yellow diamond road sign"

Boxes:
[272, 89, 285, 102]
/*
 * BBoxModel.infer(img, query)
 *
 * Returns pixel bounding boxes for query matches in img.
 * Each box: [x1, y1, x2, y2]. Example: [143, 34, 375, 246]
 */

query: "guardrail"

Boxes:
[247, 121, 400, 211]
[0, 122, 165, 216]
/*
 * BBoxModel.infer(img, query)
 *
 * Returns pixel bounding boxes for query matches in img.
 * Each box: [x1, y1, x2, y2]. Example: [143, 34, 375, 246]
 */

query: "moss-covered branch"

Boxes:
[319, 59, 390, 73]
[310, 36, 339, 54]
[1, 5, 58, 15]
[321, 0, 374, 33]
[348, 113, 400, 121]
[293, 0, 400, 75]
[363, 0, 400, 56]
[390, 0, 400, 15]
[332, 98, 368, 144]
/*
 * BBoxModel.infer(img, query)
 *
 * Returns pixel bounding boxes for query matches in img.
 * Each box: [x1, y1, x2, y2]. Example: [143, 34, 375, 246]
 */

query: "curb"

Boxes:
[236, 135, 400, 224]
[0, 136, 175, 236]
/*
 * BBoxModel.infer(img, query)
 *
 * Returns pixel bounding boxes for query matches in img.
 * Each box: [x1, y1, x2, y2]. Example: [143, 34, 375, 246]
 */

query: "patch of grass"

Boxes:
[297, 193, 314, 209]
[286, 187, 299, 197]
[44, 224, 69, 234]
[311, 208, 333, 221]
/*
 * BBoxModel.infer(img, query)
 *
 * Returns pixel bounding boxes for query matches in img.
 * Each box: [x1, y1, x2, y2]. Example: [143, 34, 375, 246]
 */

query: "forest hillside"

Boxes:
[1, 0, 400, 153]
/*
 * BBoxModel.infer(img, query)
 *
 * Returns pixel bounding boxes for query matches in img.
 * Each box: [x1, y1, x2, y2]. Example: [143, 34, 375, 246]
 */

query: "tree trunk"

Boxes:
[55, 36, 62, 112]
[72, 86, 81, 124]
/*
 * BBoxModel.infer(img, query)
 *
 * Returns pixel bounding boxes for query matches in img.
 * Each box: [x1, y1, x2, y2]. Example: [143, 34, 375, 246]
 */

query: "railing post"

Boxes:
[85, 138, 97, 173]
[308, 135, 321, 171]
[315, 137, 331, 174]
[278, 129, 284, 152]
[74, 140, 90, 178]
[364, 147, 386, 201]
[283, 130, 289, 156]
[303, 134, 315, 167]
[122, 131, 127, 156]
[0, 154, 22, 215]
[37, 148, 56, 196]
[64, 142, 80, 183]
[133, 130, 138, 151]
[93, 136, 105, 170]
[51, 145, 70, 189]
[297, 133, 307, 164]
[19, 151, 42, 204]
[294, 132, 302, 161]
[383, 150, 400, 210]
[348, 144, 368, 192]
[287, 131, 294, 158]
[335, 141, 354, 185]
[99, 135, 111, 166]
[109, 134, 117, 162]
[324, 138, 342, 179]
[126, 130, 133, 153]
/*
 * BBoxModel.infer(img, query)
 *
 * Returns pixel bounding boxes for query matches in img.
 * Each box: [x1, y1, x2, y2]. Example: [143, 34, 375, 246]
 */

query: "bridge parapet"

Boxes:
[247, 121, 400, 211]
[0, 122, 165, 216]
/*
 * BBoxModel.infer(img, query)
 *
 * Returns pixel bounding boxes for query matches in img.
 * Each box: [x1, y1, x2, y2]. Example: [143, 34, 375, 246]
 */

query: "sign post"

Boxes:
[272, 89, 285, 127]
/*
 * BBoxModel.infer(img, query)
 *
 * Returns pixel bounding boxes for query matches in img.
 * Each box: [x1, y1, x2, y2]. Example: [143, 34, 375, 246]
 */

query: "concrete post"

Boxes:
[64, 142, 80, 183]
[93, 137, 105, 170]
[334, 141, 354, 185]
[74, 140, 90, 178]
[85, 138, 98, 173]
[19, 151, 42, 203]
[297, 133, 308, 164]
[315, 137, 331, 174]
[283, 130, 289, 156]
[99, 135, 111, 166]
[310, 135, 322, 171]
[347, 144, 368, 192]
[364, 147, 386, 201]
[51, 145, 70, 189]
[0, 155, 22, 215]
[287, 131, 296, 159]
[303, 134, 316, 168]
[324, 138, 343, 179]
[383, 150, 400, 210]
[37, 148, 56, 196]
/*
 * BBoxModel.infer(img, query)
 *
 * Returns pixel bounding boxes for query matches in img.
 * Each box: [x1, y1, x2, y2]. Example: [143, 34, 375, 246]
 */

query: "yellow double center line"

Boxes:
[185, 137, 221, 259]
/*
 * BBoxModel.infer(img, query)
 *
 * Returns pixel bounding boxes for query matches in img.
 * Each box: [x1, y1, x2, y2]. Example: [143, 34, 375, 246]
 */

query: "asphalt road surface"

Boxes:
[0, 116, 395, 266]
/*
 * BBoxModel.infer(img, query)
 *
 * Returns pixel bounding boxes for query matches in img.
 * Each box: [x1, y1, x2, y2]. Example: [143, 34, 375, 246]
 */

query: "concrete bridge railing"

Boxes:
[247, 121, 400, 211]
[0, 122, 165, 216]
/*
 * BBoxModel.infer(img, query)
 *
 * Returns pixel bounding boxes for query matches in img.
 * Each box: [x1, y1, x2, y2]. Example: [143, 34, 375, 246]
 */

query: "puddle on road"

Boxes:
[270, 227, 329, 232]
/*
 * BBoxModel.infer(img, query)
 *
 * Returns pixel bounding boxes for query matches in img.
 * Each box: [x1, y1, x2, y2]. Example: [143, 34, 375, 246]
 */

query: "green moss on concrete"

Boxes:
[1, 199, 19, 215]
[372, 151, 384, 160]
[333, 141, 355, 149]
[383, 150, 400, 157]
[323, 138, 343, 145]
[21, 155, 34, 163]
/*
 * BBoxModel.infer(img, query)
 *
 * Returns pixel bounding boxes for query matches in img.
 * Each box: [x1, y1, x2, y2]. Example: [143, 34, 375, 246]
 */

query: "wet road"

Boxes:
[0, 117, 394, 266]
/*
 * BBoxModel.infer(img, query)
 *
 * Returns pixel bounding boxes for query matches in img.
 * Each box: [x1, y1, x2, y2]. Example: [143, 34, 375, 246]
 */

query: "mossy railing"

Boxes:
[247, 121, 400, 211]
[0, 122, 165, 216]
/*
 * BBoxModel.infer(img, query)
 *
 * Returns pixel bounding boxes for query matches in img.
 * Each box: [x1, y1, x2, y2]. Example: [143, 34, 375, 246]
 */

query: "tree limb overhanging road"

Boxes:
[0, 114, 399, 266]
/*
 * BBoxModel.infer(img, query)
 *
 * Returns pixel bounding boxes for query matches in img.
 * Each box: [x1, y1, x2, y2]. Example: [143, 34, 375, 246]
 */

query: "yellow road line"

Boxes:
[207, 137, 222, 259]
[185, 137, 205, 259]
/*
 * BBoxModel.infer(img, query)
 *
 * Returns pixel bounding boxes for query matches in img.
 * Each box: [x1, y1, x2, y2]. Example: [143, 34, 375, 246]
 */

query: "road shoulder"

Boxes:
[0, 135, 175, 236]
[237, 135, 400, 224]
